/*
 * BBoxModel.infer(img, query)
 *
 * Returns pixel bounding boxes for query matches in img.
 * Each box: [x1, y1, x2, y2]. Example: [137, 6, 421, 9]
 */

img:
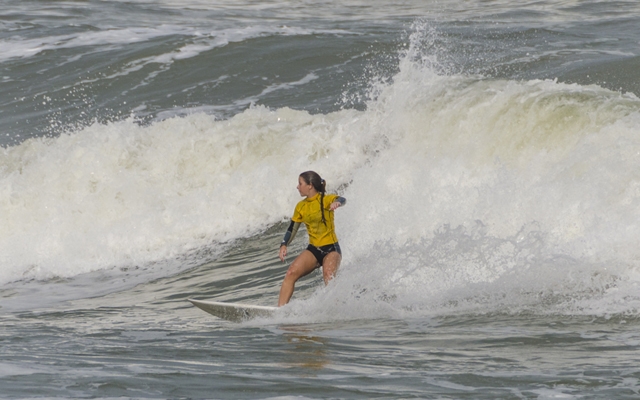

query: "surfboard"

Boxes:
[188, 298, 277, 322]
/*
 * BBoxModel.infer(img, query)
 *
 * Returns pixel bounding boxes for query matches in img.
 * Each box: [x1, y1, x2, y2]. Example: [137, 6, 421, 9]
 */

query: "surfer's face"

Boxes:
[297, 176, 314, 197]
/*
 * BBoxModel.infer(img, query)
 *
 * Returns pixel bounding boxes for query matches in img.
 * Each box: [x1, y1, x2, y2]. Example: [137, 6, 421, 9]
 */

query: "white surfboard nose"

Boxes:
[188, 298, 277, 322]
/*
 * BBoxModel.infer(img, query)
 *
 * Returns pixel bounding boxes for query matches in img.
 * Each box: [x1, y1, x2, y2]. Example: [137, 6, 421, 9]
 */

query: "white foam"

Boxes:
[4, 21, 640, 318]
[281, 28, 640, 319]
[0, 26, 184, 62]
[0, 106, 376, 285]
[0, 24, 354, 63]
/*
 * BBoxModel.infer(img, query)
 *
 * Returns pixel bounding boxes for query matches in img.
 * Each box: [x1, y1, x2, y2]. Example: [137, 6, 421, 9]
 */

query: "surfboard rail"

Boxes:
[188, 298, 277, 322]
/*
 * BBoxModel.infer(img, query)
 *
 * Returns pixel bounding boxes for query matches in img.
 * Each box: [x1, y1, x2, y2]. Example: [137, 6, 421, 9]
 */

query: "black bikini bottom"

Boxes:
[306, 243, 341, 265]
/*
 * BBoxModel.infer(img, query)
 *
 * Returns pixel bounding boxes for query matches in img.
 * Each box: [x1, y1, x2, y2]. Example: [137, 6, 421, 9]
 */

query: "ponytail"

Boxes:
[320, 178, 327, 225]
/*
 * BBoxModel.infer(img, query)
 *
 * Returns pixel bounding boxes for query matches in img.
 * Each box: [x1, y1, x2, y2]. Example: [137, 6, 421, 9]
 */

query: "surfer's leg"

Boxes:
[278, 250, 318, 306]
[321, 251, 341, 285]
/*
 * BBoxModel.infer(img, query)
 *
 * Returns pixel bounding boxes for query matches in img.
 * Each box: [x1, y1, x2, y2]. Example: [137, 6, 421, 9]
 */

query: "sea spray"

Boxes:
[0, 107, 379, 284]
[324, 29, 640, 318]
[3, 19, 640, 319]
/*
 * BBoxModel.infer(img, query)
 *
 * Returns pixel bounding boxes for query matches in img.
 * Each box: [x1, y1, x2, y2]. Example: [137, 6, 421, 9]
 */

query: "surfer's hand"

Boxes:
[330, 201, 341, 211]
[279, 245, 287, 262]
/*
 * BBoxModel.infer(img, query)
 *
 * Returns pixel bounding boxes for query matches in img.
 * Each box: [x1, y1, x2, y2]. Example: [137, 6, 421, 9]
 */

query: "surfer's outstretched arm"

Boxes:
[330, 196, 346, 210]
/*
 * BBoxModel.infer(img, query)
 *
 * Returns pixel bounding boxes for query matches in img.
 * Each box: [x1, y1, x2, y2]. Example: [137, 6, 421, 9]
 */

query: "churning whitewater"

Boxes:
[2, 1, 640, 399]
[3, 37, 640, 317]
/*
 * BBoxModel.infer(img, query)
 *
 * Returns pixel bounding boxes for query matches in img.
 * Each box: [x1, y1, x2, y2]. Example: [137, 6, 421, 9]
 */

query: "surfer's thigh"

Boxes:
[321, 251, 341, 283]
[286, 250, 319, 280]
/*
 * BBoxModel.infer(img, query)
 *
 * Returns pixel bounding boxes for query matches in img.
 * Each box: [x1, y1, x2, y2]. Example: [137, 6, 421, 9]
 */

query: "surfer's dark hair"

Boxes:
[300, 170, 327, 225]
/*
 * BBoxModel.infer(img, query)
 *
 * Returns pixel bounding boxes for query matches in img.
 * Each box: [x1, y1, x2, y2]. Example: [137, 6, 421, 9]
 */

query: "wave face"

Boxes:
[2, 18, 640, 317]
[0, 106, 378, 284]
[328, 30, 640, 318]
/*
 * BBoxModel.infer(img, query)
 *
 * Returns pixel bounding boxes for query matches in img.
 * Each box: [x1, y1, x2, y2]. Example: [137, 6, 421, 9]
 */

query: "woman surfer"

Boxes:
[278, 171, 346, 306]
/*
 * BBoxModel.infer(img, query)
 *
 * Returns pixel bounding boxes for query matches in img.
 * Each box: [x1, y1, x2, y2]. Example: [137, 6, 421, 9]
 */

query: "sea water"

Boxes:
[2, 1, 640, 398]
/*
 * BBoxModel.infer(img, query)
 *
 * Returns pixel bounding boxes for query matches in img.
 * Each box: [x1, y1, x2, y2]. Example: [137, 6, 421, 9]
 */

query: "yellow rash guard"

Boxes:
[281, 193, 346, 247]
